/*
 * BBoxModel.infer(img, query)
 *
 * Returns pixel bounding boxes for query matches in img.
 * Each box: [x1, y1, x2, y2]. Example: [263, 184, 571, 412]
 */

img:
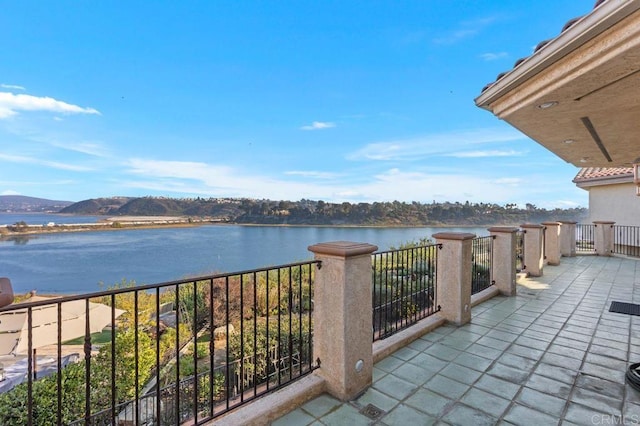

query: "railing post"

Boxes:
[520, 224, 545, 277]
[559, 221, 577, 257]
[307, 241, 378, 401]
[433, 232, 475, 326]
[542, 222, 561, 266]
[488, 227, 518, 296]
[594, 221, 615, 256]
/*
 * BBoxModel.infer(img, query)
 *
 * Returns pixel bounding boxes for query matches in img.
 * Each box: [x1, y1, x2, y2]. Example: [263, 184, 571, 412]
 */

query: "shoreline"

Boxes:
[0, 218, 515, 238]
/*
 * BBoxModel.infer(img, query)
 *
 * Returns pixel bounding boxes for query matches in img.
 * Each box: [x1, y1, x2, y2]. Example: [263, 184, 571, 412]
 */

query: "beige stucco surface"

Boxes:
[588, 182, 640, 226]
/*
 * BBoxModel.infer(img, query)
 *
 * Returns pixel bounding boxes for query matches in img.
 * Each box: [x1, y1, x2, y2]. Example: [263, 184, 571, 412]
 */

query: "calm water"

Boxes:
[0, 213, 488, 294]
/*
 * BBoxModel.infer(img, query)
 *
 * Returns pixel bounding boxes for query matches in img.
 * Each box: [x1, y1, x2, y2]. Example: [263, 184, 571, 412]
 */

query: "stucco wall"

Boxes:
[588, 182, 640, 226]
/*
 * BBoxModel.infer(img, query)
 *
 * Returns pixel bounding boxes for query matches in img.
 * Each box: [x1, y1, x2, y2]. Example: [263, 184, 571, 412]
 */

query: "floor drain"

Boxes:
[360, 403, 384, 420]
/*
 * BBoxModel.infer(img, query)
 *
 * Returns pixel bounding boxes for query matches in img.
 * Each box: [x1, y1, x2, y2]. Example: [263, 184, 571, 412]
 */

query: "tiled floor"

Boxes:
[272, 255, 640, 425]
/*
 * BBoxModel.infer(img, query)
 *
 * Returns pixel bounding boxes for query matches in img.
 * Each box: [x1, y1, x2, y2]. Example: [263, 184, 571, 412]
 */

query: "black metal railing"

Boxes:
[576, 224, 596, 253]
[613, 225, 640, 257]
[0, 261, 320, 425]
[372, 243, 439, 341]
[471, 236, 494, 294]
[515, 230, 525, 273]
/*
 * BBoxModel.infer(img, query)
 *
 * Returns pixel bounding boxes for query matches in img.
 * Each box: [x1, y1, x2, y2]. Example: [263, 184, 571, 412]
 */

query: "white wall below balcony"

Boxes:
[588, 182, 640, 226]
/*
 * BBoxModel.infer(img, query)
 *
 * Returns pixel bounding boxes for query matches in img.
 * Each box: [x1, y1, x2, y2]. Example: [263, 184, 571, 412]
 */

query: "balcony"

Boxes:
[273, 254, 640, 424]
[0, 223, 639, 425]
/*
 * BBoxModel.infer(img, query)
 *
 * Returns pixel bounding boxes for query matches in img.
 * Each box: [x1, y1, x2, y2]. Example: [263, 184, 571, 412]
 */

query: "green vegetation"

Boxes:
[60, 196, 588, 226]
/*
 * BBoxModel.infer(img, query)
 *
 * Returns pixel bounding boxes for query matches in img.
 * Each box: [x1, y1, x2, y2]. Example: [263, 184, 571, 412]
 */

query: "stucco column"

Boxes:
[308, 241, 378, 401]
[433, 232, 475, 326]
[594, 221, 615, 256]
[0, 277, 14, 308]
[520, 224, 544, 277]
[542, 222, 561, 266]
[559, 221, 576, 257]
[488, 227, 517, 296]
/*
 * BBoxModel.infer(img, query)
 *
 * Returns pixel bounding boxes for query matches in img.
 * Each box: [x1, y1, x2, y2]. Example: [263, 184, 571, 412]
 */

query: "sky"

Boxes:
[0, 1, 594, 208]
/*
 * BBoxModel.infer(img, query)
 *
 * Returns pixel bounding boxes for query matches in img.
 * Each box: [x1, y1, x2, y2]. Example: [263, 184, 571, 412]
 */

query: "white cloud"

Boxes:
[348, 128, 525, 161]
[49, 140, 110, 157]
[284, 170, 340, 179]
[0, 153, 92, 171]
[433, 16, 499, 45]
[1, 84, 25, 91]
[479, 52, 508, 61]
[1, 190, 21, 195]
[0, 92, 100, 119]
[445, 149, 524, 158]
[300, 121, 335, 131]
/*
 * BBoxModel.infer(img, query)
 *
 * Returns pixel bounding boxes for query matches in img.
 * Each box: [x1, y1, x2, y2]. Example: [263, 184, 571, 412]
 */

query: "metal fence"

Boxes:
[576, 224, 596, 253]
[515, 230, 525, 273]
[372, 243, 440, 341]
[0, 261, 320, 425]
[613, 225, 640, 257]
[471, 236, 494, 294]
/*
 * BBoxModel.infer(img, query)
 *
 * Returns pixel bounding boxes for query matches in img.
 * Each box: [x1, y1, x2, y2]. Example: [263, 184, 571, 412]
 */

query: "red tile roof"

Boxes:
[573, 167, 633, 183]
[480, 0, 609, 94]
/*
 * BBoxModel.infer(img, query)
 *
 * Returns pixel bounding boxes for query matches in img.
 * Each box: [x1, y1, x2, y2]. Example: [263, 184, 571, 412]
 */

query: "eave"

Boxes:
[475, 0, 640, 168]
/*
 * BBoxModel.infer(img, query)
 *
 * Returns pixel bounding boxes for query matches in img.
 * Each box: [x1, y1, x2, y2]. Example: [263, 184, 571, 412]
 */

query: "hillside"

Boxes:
[59, 196, 588, 226]
[0, 195, 73, 212]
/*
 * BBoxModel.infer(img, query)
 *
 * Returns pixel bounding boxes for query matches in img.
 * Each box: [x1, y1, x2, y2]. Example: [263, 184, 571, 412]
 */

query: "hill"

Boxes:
[59, 196, 588, 226]
[0, 195, 73, 212]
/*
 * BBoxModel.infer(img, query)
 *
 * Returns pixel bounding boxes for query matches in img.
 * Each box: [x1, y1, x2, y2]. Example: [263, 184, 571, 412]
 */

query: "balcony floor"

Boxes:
[273, 255, 640, 425]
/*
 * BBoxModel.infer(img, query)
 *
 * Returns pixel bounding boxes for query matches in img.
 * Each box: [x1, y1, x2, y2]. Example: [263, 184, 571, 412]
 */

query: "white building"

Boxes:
[573, 167, 640, 226]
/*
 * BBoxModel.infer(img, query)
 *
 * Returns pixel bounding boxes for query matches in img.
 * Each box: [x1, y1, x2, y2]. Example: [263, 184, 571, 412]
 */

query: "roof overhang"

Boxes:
[475, 0, 640, 168]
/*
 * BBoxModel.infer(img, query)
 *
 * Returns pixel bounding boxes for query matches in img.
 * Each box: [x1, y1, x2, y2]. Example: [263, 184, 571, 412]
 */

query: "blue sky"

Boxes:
[0, 1, 592, 208]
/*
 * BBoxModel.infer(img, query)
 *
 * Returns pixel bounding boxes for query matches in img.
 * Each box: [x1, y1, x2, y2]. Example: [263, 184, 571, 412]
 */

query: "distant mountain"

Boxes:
[59, 197, 133, 215]
[0, 195, 73, 212]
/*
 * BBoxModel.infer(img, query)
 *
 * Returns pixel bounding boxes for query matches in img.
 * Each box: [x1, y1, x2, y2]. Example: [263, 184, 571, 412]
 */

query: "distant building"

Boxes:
[573, 167, 640, 226]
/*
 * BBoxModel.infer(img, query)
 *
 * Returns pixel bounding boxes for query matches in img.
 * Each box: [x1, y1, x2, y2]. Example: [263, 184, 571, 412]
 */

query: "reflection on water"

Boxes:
[1, 235, 32, 245]
[0, 218, 490, 295]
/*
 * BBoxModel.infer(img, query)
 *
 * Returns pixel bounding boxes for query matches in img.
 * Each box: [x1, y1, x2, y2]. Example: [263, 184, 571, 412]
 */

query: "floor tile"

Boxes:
[380, 403, 436, 426]
[486, 363, 529, 385]
[272, 409, 315, 426]
[515, 387, 566, 417]
[503, 404, 559, 426]
[460, 387, 511, 418]
[404, 389, 453, 417]
[570, 387, 623, 413]
[452, 352, 493, 372]
[423, 374, 470, 400]
[393, 362, 438, 386]
[524, 374, 573, 399]
[301, 394, 343, 418]
[474, 374, 520, 400]
[319, 404, 372, 426]
[439, 363, 483, 385]
[356, 387, 400, 413]
[373, 374, 419, 400]
[533, 362, 579, 385]
[441, 403, 497, 426]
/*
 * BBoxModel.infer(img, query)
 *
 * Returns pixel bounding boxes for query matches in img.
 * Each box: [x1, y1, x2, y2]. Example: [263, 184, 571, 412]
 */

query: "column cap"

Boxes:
[558, 221, 577, 224]
[593, 221, 615, 225]
[308, 241, 378, 257]
[432, 232, 476, 241]
[541, 222, 561, 226]
[487, 226, 519, 234]
[520, 223, 545, 229]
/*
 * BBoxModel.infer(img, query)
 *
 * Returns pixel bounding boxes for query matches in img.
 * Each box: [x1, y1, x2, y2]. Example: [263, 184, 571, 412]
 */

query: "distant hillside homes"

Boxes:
[59, 196, 589, 226]
[0, 195, 73, 213]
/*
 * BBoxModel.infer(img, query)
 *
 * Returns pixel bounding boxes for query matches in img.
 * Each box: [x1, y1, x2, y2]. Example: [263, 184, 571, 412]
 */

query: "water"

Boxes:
[0, 213, 105, 225]
[0, 213, 488, 294]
